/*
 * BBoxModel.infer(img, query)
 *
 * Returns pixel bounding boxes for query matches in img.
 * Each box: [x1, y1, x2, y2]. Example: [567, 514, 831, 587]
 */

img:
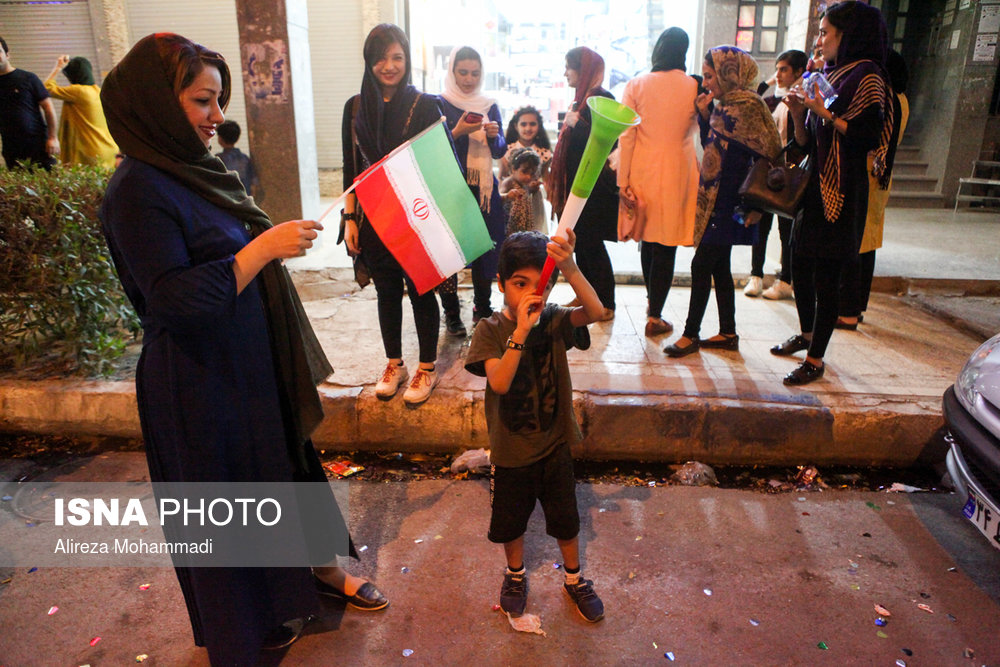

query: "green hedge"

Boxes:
[0, 164, 139, 376]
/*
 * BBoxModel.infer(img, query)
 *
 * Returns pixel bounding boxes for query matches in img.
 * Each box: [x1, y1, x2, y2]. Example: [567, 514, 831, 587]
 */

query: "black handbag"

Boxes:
[738, 144, 811, 219]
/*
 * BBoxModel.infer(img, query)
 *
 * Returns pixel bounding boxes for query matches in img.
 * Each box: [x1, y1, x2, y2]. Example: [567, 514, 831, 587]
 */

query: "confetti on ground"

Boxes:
[703, 588, 712, 596]
[817, 642, 829, 650]
[947, 567, 957, 572]
[653, 642, 658, 649]
[902, 648, 912, 656]
[400, 567, 410, 574]
[895, 660, 906, 667]
[947, 614, 957, 623]
[434, 535, 443, 540]
[875, 604, 892, 617]
[875, 618, 887, 627]
[866, 502, 881, 511]
[414, 539, 423, 544]
[89, 637, 101, 647]
[635, 536, 643, 541]
[917, 604, 933, 614]
[749, 618, 760, 626]
[1, 577, 12, 585]
[877, 631, 889, 639]
[1, 495, 12, 501]
[135, 655, 148, 662]
[850, 584, 861, 591]
[28, 567, 37, 573]
[963, 648, 975, 659]
[492, 604, 501, 611]
[919, 592, 931, 599]
[553, 562, 561, 569]
[359, 545, 368, 552]
[402, 648, 414, 657]
[138, 584, 151, 591]
[664, 652, 675, 661]
[47, 606, 58, 616]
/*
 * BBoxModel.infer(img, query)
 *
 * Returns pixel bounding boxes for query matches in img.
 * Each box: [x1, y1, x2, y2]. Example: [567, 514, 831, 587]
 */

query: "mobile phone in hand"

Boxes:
[464, 111, 484, 124]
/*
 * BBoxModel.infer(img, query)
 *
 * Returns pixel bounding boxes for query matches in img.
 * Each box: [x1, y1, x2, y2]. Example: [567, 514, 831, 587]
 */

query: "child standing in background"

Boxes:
[215, 120, 259, 197]
[500, 147, 546, 234]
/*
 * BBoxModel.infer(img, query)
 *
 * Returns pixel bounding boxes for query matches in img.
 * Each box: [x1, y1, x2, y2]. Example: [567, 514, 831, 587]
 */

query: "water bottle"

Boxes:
[801, 72, 838, 108]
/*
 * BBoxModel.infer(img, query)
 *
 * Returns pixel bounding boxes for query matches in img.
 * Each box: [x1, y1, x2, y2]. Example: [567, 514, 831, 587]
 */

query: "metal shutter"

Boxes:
[124, 0, 247, 156]
[306, 0, 364, 169]
[0, 0, 99, 120]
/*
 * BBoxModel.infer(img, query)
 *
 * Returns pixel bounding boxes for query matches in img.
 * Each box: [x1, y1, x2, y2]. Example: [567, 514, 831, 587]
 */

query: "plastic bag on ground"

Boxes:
[506, 611, 546, 636]
[450, 448, 491, 474]
[670, 461, 718, 487]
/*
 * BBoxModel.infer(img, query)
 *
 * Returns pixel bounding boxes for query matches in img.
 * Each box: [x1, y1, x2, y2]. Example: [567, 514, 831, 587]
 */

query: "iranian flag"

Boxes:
[353, 119, 493, 295]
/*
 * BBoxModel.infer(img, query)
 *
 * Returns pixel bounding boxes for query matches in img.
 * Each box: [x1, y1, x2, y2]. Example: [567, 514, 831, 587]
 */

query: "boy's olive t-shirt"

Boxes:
[465, 304, 589, 468]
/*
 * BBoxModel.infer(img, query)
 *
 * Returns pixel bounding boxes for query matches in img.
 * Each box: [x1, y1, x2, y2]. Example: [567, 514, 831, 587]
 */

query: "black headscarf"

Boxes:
[101, 33, 332, 474]
[824, 1, 888, 70]
[63, 56, 95, 85]
[353, 23, 423, 166]
[651, 27, 688, 72]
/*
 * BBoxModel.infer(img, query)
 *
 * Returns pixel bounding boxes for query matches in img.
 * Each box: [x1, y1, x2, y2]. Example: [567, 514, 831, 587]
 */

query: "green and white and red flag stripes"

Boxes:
[352, 119, 493, 295]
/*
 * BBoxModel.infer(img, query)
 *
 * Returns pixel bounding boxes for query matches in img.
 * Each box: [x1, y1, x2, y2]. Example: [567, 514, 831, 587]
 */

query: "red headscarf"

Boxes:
[546, 47, 605, 217]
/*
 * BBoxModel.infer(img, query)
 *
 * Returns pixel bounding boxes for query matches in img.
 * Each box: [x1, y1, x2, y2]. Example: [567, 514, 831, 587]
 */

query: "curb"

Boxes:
[0, 379, 943, 466]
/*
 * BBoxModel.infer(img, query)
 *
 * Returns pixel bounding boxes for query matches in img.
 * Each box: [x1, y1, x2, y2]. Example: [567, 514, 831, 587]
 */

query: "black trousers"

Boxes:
[683, 243, 736, 339]
[838, 250, 876, 317]
[361, 223, 439, 363]
[792, 253, 843, 360]
[640, 241, 677, 321]
[750, 213, 793, 283]
[575, 235, 615, 310]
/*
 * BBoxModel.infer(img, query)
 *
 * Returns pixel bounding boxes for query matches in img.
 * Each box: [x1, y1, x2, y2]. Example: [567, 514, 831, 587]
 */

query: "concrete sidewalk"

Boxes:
[0, 209, 997, 465]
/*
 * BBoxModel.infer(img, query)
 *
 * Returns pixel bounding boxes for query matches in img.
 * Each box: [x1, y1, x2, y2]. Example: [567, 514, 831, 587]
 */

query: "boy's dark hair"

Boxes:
[776, 49, 808, 74]
[217, 120, 241, 145]
[509, 147, 541, 172]
[498, 231, 549, 285]
[0, 37, 8, 55]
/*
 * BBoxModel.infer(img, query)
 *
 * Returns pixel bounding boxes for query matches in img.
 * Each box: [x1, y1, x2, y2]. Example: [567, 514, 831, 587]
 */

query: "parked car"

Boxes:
[943, 332, 1000, 550]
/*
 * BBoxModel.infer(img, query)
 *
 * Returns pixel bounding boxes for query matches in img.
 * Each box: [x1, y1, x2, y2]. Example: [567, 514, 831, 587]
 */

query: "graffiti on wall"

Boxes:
[243, 40, 289, 104]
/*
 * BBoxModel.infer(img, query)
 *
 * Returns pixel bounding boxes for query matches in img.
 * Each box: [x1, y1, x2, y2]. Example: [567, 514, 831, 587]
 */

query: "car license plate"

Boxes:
[962, 490, 1000, 550]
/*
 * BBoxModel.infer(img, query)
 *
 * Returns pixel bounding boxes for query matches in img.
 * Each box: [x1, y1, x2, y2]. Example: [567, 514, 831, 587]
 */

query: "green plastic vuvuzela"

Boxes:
[569, 96, 641, 198]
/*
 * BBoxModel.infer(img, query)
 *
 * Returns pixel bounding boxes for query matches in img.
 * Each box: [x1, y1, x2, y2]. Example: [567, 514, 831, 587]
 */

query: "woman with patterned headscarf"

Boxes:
[770, 1, 893, 386]
[546, 46, 619, 321]
[664, 46, 781, 358]
[43, 55, 118, 166]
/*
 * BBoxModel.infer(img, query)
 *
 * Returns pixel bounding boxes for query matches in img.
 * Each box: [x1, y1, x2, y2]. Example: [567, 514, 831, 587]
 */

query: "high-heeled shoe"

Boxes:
[699, 334, 739, 350]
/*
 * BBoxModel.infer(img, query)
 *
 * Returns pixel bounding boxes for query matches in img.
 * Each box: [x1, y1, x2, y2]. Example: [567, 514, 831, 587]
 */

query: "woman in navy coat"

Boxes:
[99, 33, 385, 665]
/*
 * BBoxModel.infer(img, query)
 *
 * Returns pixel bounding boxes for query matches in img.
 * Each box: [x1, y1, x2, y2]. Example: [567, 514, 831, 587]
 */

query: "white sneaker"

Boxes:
[403, 367, 438, 405]
[762, 279, 794, 300]
[743, 276, 764, 297]
[375, 361, 408, 399]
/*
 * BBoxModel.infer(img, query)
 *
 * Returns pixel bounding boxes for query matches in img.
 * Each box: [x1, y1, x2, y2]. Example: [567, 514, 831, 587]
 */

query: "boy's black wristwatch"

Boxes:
[506, 336, 524, 351]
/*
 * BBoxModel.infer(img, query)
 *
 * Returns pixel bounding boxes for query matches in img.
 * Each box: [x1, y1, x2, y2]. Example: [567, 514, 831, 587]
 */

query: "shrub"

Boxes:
[0, 164, 139, 376]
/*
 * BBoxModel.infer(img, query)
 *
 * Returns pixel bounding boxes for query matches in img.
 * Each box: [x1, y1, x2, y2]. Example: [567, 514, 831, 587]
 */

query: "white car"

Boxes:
[943, 332, 1000, 550]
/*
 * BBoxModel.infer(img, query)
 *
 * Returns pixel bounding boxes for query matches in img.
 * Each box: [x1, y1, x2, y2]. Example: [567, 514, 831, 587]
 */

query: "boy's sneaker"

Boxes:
[375, 362, 407, 399]
[500, 571, 528, 616]
[563, 578, 604, 622]
[402, 367, 438, 405]
[743, 275, 763, 297]
[762, 279, 794, 300]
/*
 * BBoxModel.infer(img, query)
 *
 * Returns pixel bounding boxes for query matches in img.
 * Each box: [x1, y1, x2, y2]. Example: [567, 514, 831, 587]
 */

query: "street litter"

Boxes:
[817, 642, 829, 650]
[135, 655, 148, 662]
[505, 611, 546, 636]
[917, 603, 933, 613]
[89, 637, 101, 647]
[888, 483, 924, 493]
[414, 539, 423, 544]
[795, 466, 819, 487]
[963, 648, 974, 658]
[670, 461, 717, 486]
[703, 588, 713, 596]
[947, 614, 957, 622]
[866, 502, 881, 511]
[359, 545, 368, 552]
[877, 631, 888, 638]
[402, 648, 414, 657]
[875, 617, 888, 627]
[749, 618, 760, 626]
[875, 604, 892, 616]
[323, 459, 364, 478]
[1, 495, 12, 501]
[895, 660, 906, 667]
[450, 448, 490, 474]
[901, 648, 912, 656]
[400, 567, 410, 574]
[664, 652, 675, 661]
[138, 583, 151, 590]
[47, 606, 58, 615]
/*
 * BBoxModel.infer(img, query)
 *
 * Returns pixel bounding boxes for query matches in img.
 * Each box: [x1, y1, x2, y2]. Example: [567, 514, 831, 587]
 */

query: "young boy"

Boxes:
[745, 49, 807, 301]
[215, 120, 259, 197]
[499, 148, 545, 234]
[465, 229, 606, 623]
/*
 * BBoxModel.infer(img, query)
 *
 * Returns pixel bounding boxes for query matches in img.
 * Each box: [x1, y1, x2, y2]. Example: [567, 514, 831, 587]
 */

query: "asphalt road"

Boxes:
[1, 451, 999, 666]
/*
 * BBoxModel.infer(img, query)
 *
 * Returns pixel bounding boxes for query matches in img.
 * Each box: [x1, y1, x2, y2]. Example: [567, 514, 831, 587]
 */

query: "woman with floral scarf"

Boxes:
[770, 1, 893, 386]
[664, 46, 781, 358]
